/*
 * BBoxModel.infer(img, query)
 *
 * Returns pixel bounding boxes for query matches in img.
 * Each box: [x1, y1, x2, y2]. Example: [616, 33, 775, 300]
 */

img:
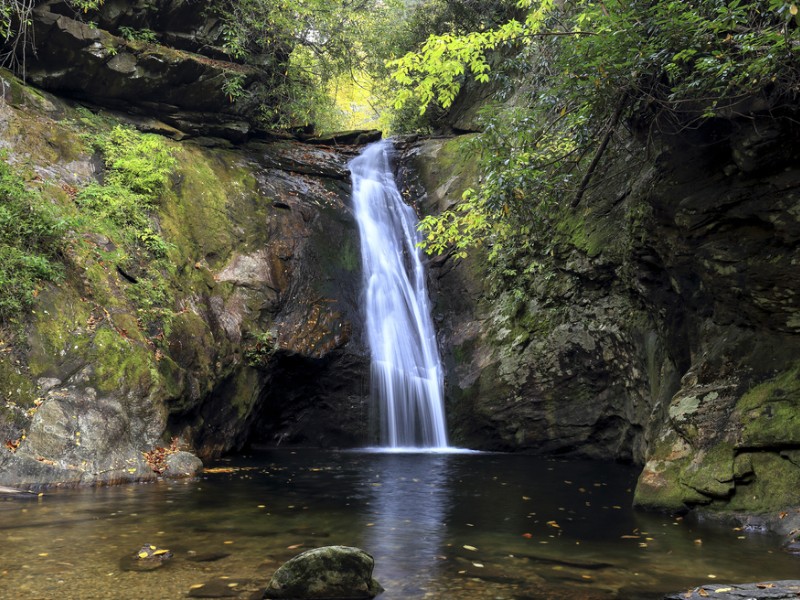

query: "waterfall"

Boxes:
[349, 140, 449, 449]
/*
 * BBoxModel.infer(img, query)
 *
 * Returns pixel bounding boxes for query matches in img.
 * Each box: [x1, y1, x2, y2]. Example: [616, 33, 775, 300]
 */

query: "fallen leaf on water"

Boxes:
[463, 545, 478, 551]
[707, 574, 717, 579]
[522, 496, 531, 501]
[582, 575, 592, 580]
[714, 588, 732, 593]
[153, 549, 170, 556]
[287, 544, 303, 550]
[472, 562, 484, 568]
[138, 552, 149, 559]
[546, 521, 560, 529]
[189, 584, 204, 590]
[621, 535, 640, 539]
[694, 539, 703, 545]
[522, 533, 532, 539]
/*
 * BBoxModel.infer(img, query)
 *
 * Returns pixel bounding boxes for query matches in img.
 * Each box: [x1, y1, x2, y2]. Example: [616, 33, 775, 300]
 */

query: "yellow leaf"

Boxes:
[153, 549, 170, 556]
[715, 588, 733, 593]
[463, 545, 478, 551]
[138, 552, 149, 559]
[791, 4, 798, 16]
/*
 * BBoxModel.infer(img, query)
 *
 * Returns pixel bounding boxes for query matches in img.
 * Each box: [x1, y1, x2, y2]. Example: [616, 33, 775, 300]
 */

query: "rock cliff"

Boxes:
[399, 108, 800, 520]
[0, 71, 371, 486]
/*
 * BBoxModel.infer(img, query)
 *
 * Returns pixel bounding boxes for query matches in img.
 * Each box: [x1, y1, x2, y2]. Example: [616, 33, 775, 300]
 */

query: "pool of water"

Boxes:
[0, 449, 797, 599]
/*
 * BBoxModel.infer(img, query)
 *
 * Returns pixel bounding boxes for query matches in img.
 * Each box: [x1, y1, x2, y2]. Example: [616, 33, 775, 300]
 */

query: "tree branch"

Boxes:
[570, 91, 627, 208]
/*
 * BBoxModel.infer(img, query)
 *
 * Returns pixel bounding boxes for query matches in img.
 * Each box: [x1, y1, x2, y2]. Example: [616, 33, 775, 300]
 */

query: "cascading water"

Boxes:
[349, 140, 449, 449]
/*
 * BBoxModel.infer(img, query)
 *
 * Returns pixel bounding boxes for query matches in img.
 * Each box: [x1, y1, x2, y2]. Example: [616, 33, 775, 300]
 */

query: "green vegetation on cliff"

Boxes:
[77, 122, 176, 258]
[0, 155, 66, 324]
[396, 0, 800, 263]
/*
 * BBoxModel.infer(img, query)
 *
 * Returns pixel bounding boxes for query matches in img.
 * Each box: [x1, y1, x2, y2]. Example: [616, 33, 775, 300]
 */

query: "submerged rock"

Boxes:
[664, 581, 800, 599]
[263, 546, 383, 599]
[120, 544, 173, 571]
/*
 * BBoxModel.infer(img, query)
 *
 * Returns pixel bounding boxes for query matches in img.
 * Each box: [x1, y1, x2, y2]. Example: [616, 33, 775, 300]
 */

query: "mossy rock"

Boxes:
[736, 364, 800, 447]
[723, 452, 800, 513]
[679, 442, 736, 499]
[263, 546, 383, 599]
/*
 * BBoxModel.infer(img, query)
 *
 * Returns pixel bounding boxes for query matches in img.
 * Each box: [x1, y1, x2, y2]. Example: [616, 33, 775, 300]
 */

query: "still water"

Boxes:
[0, 449, 797, 599]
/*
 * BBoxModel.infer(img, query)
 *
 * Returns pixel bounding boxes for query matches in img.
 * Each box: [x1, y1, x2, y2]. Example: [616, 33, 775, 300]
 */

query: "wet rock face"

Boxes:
[664, 581, 800, 600]
[263, 546, 383, 599]
[398, 137, 672, 462]
[0, 74, 370, 486]
[401, 110, 800, 513]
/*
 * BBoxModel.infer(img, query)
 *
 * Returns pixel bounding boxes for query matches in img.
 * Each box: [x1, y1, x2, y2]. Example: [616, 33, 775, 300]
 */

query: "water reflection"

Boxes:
[361, 452, 454, 596]
[0, 450, 797, 600]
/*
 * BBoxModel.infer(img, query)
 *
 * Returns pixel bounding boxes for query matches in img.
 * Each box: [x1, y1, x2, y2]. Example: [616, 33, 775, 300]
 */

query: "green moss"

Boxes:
[27, 287, 93, 378]
[680, 442, 736, 499]
[556, 209, 615, 259]
[338, 236, 358, 272]
[723, 452, 800, 513]
[737, 363, 800, 446]
[0, 355, 37, 427]
[160, 146, 258, 270]
[229, 367, 262, 419]
[91, 326, 156, 394]
[634, 432, 709, 510]
[415, 136, 480, 216]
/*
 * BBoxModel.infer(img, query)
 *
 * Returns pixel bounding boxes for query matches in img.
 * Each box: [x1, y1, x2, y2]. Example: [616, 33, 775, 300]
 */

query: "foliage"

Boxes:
[76, 125, 175, 257]
[0, 155, 66, 324]
[397, 0, 800, 260]
[214, 0, 403, 130]
[71, 123, 178, 338]
[244, 330, 276, 367]
[118, 26, 157, 43]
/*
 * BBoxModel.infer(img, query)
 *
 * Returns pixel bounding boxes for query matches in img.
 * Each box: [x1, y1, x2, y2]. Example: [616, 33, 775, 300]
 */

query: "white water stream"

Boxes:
[349, 140, 449, 448]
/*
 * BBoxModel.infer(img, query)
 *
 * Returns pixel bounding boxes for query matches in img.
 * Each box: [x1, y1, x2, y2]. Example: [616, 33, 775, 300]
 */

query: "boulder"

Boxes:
[263, 546, 383, 599]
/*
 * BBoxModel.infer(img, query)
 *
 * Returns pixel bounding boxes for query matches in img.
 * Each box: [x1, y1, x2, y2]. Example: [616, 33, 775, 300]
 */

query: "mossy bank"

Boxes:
[0, 71, 370, 486]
